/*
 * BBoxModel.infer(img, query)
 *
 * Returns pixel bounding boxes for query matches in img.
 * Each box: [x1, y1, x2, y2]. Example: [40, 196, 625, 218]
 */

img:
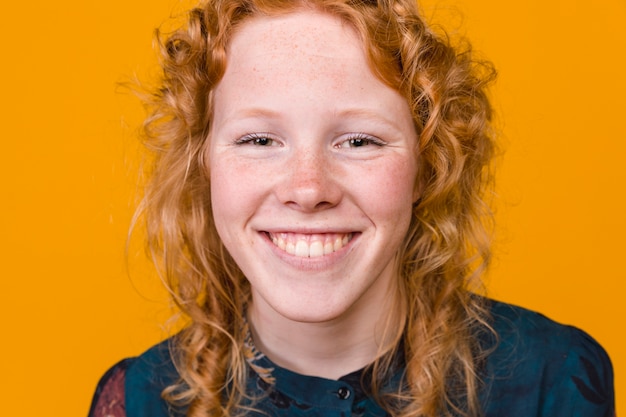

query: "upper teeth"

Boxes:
[269, 233, 352, 258]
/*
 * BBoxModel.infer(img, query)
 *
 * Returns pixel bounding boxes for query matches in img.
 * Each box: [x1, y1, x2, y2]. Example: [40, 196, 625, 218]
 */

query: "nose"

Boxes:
[278, 148, 341, 212]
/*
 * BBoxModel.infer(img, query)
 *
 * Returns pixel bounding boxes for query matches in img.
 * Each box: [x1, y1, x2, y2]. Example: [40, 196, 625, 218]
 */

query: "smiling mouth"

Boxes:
[266, 232, 354, 258]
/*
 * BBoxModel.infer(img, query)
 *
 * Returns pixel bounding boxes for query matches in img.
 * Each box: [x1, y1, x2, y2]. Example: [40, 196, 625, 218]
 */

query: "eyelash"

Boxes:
[338, 133, 386, 148]
[235, 133, 280, 147]
[234, 133, 386, 148]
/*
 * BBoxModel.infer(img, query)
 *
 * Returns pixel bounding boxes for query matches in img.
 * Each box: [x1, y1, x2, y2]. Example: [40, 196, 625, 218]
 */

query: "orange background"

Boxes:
[0, 0, 623, 415]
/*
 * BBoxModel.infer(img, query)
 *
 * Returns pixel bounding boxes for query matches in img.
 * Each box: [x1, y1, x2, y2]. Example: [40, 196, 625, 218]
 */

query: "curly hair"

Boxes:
[137, 0, 497, 416]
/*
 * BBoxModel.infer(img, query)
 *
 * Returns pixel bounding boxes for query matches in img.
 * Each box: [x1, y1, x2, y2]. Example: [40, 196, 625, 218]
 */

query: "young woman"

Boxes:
[89, 1, 615, 416]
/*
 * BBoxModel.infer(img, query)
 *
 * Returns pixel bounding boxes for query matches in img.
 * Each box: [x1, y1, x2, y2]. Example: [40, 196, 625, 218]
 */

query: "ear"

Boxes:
[412, 151, 423, 203]
[198, 132, 213, 178]
[412, 185, 421, 203]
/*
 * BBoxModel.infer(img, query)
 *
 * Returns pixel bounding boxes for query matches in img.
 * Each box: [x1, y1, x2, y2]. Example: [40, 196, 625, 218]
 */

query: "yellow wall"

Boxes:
[1, 0, 622, 415]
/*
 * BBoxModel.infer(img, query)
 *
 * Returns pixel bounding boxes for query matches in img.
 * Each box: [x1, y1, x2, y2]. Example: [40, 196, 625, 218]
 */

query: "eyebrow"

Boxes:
[227, 107, 282, 121]
[224, 107, 405, 131]
[333, 108, 404, 130]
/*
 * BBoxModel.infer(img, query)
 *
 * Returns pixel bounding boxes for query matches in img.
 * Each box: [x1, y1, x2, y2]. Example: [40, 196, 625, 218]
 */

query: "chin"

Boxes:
[262, 291, 369, 325]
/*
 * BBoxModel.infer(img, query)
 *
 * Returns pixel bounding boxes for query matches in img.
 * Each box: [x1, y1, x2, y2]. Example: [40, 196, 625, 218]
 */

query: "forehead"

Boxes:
[214, 11, 383, 110]
[227, 10, 362, 64]
[211, 9, 415, 136]
[220, 10, 374, 97]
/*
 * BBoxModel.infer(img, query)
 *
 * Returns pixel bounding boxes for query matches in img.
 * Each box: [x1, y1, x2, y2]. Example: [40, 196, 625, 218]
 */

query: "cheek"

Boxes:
[210, 158, 246, 230]
[362, 158, 417, 217]
[209, 156, 268, 233]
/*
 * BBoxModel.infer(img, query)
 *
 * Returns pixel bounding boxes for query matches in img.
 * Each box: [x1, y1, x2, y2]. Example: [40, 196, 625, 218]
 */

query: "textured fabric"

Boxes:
[88, 300, 615, 417]
[88, 358, 133, 417]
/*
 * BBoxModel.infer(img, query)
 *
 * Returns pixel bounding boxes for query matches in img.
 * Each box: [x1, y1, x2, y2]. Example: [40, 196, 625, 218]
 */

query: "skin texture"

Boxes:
[208, 10, 419, 379]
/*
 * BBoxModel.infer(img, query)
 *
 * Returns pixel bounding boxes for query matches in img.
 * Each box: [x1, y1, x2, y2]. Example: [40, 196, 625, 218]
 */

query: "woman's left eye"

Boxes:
[337, 134, 385, 149]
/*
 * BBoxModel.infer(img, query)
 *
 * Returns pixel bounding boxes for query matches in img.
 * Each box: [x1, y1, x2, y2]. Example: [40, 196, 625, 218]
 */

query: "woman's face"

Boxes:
[209, 10, 418, 325]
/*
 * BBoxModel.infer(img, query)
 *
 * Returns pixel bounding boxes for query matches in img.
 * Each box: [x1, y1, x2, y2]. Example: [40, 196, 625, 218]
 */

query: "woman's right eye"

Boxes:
[236, 133, 280, 147]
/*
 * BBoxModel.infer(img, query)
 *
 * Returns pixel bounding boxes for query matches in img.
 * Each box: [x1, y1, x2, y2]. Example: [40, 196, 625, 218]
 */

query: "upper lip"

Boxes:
[260, 228, 359, 235]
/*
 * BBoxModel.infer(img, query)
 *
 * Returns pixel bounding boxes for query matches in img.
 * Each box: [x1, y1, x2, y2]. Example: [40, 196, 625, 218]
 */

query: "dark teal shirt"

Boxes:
[90, 300, 615, 417]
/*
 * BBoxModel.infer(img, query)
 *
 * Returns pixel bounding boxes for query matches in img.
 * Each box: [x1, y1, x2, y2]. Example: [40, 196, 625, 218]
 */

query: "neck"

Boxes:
[247, 285, 403, 380]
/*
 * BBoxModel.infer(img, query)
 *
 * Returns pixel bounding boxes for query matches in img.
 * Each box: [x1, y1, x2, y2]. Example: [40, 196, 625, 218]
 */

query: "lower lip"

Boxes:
[260, 232, 358, 271]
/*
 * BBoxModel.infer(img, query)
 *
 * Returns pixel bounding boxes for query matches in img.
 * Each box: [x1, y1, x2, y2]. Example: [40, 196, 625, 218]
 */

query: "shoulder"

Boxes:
[88, 338, 183, 417]
[124, 338, 184, 417]
[88, 358, 133, 417]
[481, 299, 615, 417]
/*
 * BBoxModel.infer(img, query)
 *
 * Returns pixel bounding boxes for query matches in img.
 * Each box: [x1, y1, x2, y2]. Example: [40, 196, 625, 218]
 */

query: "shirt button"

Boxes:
[337, 387, 351, 400]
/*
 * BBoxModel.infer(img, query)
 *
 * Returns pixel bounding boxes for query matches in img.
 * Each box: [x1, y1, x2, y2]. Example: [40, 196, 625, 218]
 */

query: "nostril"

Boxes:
[313, 201, 334, 210]
[284, 199, 335, 211]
